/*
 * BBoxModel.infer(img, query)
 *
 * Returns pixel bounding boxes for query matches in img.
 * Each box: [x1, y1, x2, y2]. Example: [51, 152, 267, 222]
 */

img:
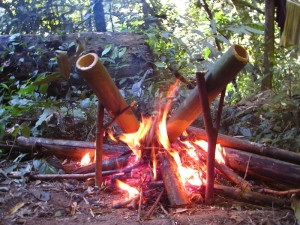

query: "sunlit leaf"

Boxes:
[118, 47, 127, 58]
[34, 108, 55, 129]
[101, 44, 112, 56]
[154, 62, 166, 68]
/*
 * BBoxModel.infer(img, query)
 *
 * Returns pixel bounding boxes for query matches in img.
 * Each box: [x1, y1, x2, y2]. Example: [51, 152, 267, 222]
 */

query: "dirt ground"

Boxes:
[0, 178, 297, 225]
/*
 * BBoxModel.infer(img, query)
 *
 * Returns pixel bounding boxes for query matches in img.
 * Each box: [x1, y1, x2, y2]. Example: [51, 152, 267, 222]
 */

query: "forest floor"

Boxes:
[0, 178, 297, 225]
[1, 91, 299, 225]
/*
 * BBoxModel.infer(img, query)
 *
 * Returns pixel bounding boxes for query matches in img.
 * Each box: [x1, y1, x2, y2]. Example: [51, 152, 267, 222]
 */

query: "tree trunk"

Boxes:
[92, 0, 107, 32]
[261, 0, 275, 91]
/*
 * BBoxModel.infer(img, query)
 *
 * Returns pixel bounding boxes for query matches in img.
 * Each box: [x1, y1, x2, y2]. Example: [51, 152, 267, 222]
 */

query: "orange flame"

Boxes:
[80, 153, 91, 166]
[116, 179, 139, 199]
[194, 140, 225, 164]
[119, 115, 153, 159]
[169, 151, 204, 186]
[108, 129, 118, 142]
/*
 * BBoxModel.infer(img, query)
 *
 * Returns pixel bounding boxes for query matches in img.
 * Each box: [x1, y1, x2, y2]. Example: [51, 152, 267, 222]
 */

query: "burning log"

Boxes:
[222, 147, 300, 186]
[16, 136, 130, 158]
[187, 126, 300, 165]
[167, 45, 249, 142]
[76, 53, 140, 134]
[159, 152, 191, 207]
[71, 154, 132, 174]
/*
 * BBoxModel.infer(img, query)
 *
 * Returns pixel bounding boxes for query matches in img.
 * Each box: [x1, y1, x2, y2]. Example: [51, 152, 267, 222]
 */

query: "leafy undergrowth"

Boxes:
[220, 89, 300, 152]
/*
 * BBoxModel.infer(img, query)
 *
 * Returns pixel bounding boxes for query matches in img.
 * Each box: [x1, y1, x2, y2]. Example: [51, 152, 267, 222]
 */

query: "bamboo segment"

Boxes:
[76, 53, 140, 133]
[167, 45, 249, 142]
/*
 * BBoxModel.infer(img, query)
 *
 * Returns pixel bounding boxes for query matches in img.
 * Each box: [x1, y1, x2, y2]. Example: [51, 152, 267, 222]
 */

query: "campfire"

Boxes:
[11, 45, 300, 219]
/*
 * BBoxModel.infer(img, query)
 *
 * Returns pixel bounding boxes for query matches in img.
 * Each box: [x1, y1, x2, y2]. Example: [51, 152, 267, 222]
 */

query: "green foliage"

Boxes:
[0, 0, 299, 153]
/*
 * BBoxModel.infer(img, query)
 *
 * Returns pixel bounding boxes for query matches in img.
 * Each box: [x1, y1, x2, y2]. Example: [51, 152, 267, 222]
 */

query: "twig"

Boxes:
[243, 155, 252, 179]
[8, 163, 141, 180]
[159, 203, 176, 225]
[261, 188, 300, 195]
[146, 189, 165, 219]
[137, 188, 143, 220]
[96, 103, 105, 186]
[103, 101, 137, 132]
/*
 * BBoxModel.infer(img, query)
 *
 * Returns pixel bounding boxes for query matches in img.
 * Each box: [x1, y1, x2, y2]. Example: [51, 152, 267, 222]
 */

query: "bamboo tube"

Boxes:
[76, 53, 140, 133]
[167, 45, 249, 142]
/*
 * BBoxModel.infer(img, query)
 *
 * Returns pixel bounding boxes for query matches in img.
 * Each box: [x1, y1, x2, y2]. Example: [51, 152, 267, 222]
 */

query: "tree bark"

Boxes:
[213, 184, 288, 207]
[159, 152, 191, 207]
[187, 126, 300, 165]
[167, 45, 249, 142]
[261, 0, 275, 90]
[16, 136, 130, 158]
[222, 147, 300, 186]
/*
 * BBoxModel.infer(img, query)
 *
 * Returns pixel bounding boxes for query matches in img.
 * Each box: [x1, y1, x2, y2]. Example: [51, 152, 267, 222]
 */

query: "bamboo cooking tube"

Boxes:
[167, 45, 249, 142]
[76, 53, 140, 133]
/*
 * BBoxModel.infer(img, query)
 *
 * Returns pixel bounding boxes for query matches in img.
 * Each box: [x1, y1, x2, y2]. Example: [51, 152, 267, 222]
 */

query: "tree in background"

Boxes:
[92, 0, 107, 32]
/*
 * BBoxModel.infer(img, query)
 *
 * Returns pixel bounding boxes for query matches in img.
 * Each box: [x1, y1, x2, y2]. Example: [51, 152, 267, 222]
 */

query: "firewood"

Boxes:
[167, 45, 249, 142]
[16, 136, 130, 158]
[187, 126, 300, 165]
[15, 138, 300, 187]
[212, 184, 288, 207]
[222, 147, 300, 186]
[76, 53, 140, 133]
[71, 154, 132, 174]
[159, 152, 191, 207]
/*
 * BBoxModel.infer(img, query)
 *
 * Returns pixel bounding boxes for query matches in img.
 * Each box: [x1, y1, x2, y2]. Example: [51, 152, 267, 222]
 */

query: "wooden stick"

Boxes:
[71, 154, 132, 174]
[260, 188, 300, 195]
[8, 163, 141, 180]
[167, 45, 249, 142]
[76, 53, 140, 133]
[146, 189, 165, 218]
[193, 143, 252, 191]
[213, 184, 288, 207]
[196, 71, 217, 203]
[96, 103, 104, 186]
[159, 153, 191, 207]
[215, 162, 252, 191]
[187, 126, 300, 165]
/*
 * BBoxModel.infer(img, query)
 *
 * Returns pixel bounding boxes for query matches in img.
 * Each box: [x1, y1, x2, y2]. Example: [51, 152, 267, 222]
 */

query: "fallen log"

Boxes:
[16, 136, 130, 158]
[167, 45, 249, 142]
[187, 126, 300, 165]
[212, 184, 288, 207]
[76, 53, 140, 134]
[221, 147, 300, 187]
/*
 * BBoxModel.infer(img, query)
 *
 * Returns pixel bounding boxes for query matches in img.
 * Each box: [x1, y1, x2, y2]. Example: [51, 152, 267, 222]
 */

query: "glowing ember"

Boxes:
[194, 140, 226, 164]
[80, 153, 91, 166]
[119, 115, 153, 159]
[116, 179, 139, 199]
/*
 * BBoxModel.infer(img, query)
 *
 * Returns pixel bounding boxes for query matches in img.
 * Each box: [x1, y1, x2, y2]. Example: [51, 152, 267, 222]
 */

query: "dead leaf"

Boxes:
[8, 201, 26, 215]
